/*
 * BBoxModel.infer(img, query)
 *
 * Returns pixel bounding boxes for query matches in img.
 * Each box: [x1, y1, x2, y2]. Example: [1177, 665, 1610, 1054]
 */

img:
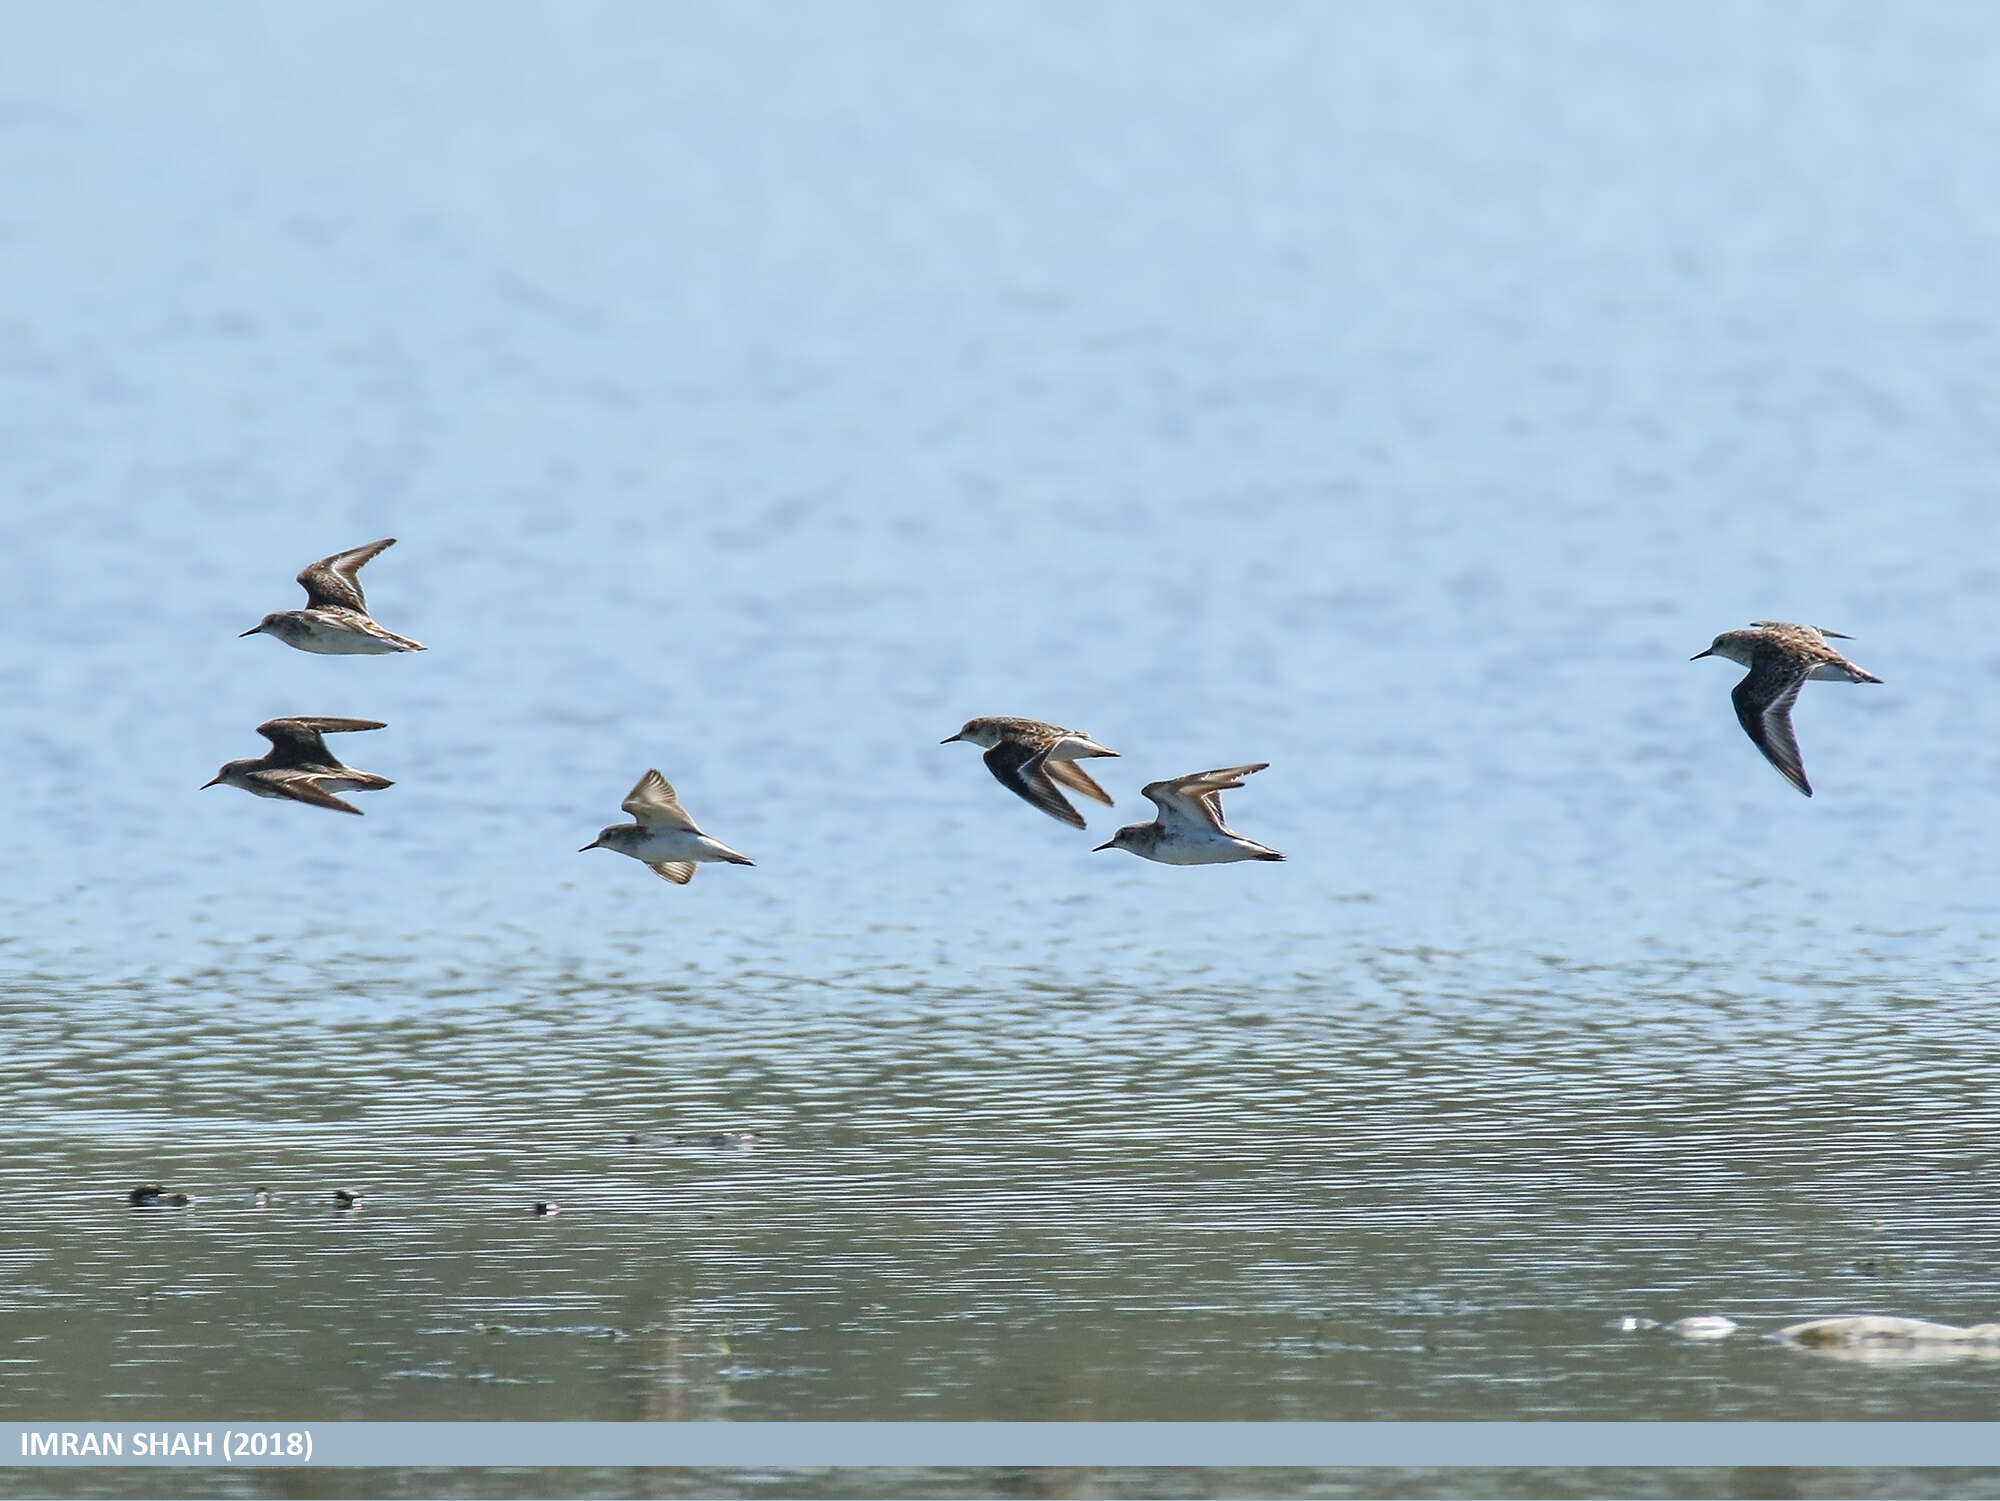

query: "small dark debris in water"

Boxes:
[333, 1189, 363, 1209]
[128, 1185, 190, 1208]
[1859, 1260, 1879, 1276]
[626, 1130, 760, 1149]
[532, 1201, 560, 1217]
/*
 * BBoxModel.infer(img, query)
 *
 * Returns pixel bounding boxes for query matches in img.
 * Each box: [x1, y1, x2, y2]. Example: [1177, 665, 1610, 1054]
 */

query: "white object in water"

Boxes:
[1778, 1316, 2000, 1347]
[1671, 1316, 1738, 1340]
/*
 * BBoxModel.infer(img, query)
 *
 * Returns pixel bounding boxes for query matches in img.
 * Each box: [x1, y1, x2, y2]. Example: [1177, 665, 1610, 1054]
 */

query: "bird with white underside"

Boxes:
[202, 717, 394, 815]
[241, 538, 426, 654]
[1691, 621, 1881, 797]
[941, 716, 1119, 828]
[1094, 763, 1284, 865]
[581, 769, 755, 885]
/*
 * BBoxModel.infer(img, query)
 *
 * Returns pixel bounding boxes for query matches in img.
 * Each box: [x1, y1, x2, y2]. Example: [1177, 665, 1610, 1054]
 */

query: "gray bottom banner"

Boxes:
[6, 1422, 1999, 1469]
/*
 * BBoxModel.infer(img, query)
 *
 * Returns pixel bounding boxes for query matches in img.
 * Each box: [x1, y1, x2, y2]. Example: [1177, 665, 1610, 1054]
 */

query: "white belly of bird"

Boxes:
[1046, 735, 1111, 761]
[310, 770, 382, 793]
[627, 828, 738, 865]
[291, 617, 402, 654]
[1150, 830, 1263, 865]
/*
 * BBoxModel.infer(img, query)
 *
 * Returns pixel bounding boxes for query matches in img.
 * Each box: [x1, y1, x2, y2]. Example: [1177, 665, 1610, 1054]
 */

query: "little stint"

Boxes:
[581, 769, 755, 885]
[203, 717, 393, 815]
[1692, 621, 1881, 797]
[242, 538, 425, 654]
[1094, 763, 1284, 865]
[941, 716, 1118, 828]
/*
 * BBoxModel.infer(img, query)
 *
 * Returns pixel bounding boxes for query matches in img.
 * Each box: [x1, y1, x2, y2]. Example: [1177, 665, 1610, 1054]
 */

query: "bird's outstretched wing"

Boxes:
[298, 538, 396, 612]
[1731, 662, 1813, 796]
[1142, 764, 1269, 831]
[250, 770, 366, 815]
[983, 740, 1086, 827]
[256, 717, 385, 768]
[622, 769, 700, 831]
[1045, 757, 1115, 807]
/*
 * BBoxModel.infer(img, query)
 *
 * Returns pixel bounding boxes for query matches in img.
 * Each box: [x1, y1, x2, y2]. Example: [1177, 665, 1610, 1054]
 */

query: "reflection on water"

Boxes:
[5, 960, 2000, 1432]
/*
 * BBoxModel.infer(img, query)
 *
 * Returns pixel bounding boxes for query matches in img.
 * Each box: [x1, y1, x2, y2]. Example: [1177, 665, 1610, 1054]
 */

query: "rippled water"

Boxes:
[6, 1, 2000, 1497]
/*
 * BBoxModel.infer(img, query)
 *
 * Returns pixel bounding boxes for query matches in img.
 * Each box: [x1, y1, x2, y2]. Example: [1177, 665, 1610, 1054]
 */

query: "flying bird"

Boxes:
[1094, 763, 1284, 865]
[1691, 621, 1881, 796]
[241, 538, 425, 654]
[581, 769, 755, 885]
[202, 717, 393, 815]
[941, 716, 1119, 828]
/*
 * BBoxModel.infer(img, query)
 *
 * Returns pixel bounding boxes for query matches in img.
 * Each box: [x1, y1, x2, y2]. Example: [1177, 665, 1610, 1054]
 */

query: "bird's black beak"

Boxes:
[939, 733, 961, 744]
[1092, 839, 1115, 852]
[201, 776, 222, 789]
[1689, 648, 1713, 661]
[579, 839, 600, 852]
[240, 624, 262, 637]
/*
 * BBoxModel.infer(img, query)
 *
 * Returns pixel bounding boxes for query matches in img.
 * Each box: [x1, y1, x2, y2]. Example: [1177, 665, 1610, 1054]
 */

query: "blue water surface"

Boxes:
[4, 0, 2000, 1460]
